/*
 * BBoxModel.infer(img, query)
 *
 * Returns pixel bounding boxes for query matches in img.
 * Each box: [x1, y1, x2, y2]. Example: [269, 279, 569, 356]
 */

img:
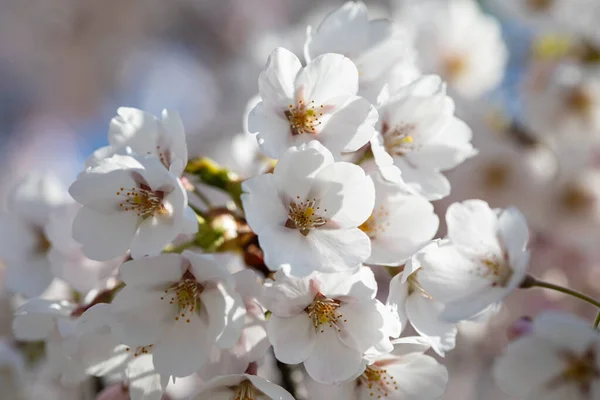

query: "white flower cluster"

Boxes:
[4, 1, 600, 400]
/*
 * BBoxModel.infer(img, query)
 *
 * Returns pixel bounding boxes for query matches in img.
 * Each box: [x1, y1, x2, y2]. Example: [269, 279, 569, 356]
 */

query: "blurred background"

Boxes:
[0, 0, 599, 398]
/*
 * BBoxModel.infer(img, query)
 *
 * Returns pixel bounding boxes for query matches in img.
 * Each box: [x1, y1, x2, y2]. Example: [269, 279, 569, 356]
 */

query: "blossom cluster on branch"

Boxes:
[3, 1, 600, 400]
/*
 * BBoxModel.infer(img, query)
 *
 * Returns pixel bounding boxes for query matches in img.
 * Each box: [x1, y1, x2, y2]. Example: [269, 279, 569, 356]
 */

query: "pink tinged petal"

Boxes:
[533, 312, 599, 354]
[304, 327, 364, 384]
[417, 243, 492, 303]
[110, 288, 173, 346]
[262, 276, 314, 317]
[259, 226, 308, 275]
[386, 273, 409, 332]
[185, 251, 234, 284]
[126, 353, 165, 400]
[267, 314, 316, 364]
[305, 228, 371, 273]
[134, 155, 180, 193]
[72, 206, 138, 261]
[119, 254, 184, 288]
[356, 22, 409, 82]
[497, 207, 530, 268]
[273, 141, 334, 202]
[392, 158, 451, 201]
[12, 299, 73, 340]
[160, 109, 188, 172]
[248, 102, 293, 160]
[295, 53, 359, 104]
[319, 96, 378, 153]
[182, 205, 199, 235]
[371, 133, 404, 183]
[390, 336, 432, 357]
[152, 314, 211, 377]
[260, 225, 370, 276]
[258, 47, 302, 109]
[109, 108, 159, 152]
[95, 383, 130, 400]
[305, 1, 369, 61]
[80, 336, 127, 378]
[315, 162, 375, 229]
[247, 375, 295, 400]
[388, 354, 449, 400]
[241, 174, 288, 234]
[376, 300, 403, 344]
[368, 195, 438, 266]
[405, 294, 457, 356]
[215, 290, 245, 349]
[337, 301, 385, 352]
[445, 199, 501, 253]
[129, 213, 183, 260]
[69, 168, 139, 214]
[408, 117, 475, 171]
[318, 266, 377, 301]
[201, 283, 232, 342]
[441, 295, 504, 323]
[492, 337, 564, 398]
[5, 256, 54, 298]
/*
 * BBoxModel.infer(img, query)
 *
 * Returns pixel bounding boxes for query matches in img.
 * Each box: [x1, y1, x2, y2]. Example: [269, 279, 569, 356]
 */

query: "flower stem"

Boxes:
[594, 311, 600, 328]
[521, 275, 600, 309]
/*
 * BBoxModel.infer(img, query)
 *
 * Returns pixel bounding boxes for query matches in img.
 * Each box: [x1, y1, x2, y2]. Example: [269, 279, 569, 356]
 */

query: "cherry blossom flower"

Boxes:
[371, 75, 476, 200]
[386, 248, 458, 356]
[415, 200, 531, 322]
[45, 203, 122, 294]
[197, 269, 270, 381]
[12, 299, 89, 386]
[263, 267, 400, 384]
[69, 154, 197, 260]
[75, 303, 167, 400]
[523, 63, 600, 145]
[306, 337, 448, 400]
[241, 141, 374, 276]
[361, 172, 438, 266]
[408, 0, 508, 98]
[86, 107, 188, 177]
[0, 173, 68, 297]
[304, 1, 417, 102]
[494, 311, 600, 400]
[247, 47, 378, 159]
[109, 251, 245, 378]
[190, 374, 294, 400]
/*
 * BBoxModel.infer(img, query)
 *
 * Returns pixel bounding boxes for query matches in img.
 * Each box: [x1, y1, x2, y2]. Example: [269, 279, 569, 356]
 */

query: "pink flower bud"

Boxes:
[507, 316, 533, 341]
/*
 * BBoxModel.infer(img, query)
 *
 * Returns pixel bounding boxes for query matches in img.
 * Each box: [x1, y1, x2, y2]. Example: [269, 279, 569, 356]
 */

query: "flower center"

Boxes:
[566, 87, 594, 116]
[559, 184, 595, 215]
[34, 227, 51, 255]
[482, 161, 511, 190]
[125, 344, 154, 357]
[549, 346, 600, 395]
[117, 185, 167, 218]
[161, 274, 203, 323]
[306, 294, 345, 333]
[285, 198, 327, 236]
[284, 100, 324, 136]
[407, 273, 433, 298]
[359, 206, 390, 239]
[382, 122, 416, 156]
[444, 54, 468, 81]
[233, 380, 264, 400]
[527, 0, 553, 12]
[476, 256, 513, 288]
[359, 365, 399, 397]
